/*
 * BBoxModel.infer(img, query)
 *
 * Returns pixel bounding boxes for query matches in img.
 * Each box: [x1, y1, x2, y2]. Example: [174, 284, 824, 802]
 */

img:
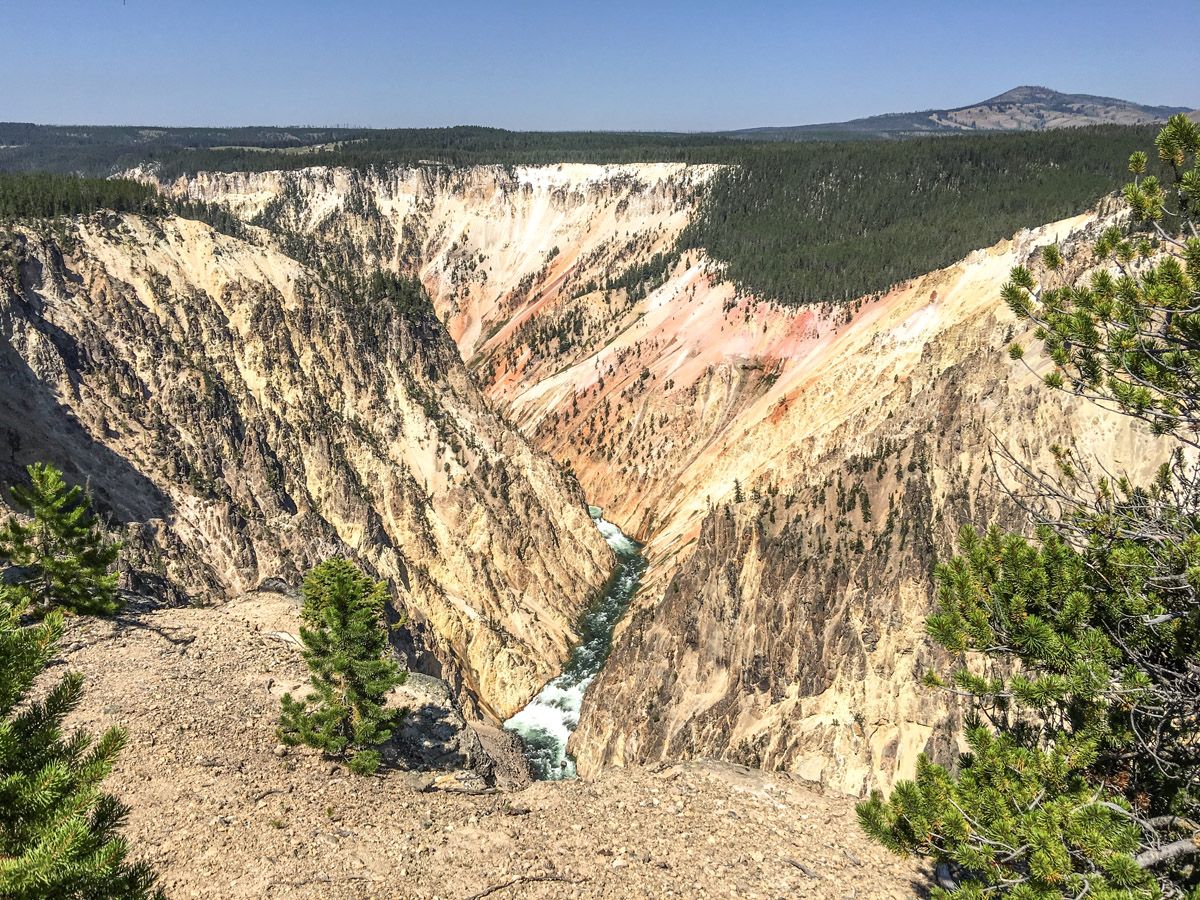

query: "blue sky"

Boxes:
[4, 0, 1197, 130]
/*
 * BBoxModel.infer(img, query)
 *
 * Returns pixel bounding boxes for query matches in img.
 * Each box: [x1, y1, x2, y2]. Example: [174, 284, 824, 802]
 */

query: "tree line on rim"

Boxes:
[1, 125, 1160, 307]
[0, 172, 246, 238]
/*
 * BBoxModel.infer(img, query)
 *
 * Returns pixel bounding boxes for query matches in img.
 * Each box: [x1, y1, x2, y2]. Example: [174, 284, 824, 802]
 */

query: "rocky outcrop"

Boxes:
[0, 214, 612, 721]
[569, 214, 1161, 793]
[153, 164, 731, 534]
[161, 163, 718, 363]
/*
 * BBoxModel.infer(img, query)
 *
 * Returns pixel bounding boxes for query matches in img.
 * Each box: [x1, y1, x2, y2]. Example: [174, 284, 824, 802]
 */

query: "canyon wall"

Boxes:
[163, 163, 716, 363]
[150, 166, 1158, 793]
[0, 213, 612, 720]
[566, 214, 1160, 792]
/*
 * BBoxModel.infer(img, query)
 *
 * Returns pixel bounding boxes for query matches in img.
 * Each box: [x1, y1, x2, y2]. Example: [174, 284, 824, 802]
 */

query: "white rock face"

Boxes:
[165, 162, 719, 360]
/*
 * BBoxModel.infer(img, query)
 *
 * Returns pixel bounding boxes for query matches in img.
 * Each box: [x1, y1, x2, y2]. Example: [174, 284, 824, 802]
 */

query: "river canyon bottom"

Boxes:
[504, 512, 647, 779]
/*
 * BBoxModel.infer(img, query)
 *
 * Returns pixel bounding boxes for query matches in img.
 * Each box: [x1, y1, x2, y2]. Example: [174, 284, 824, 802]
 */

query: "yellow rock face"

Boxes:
[154, 166, 1159, 793]
[0, 213, 612, 721]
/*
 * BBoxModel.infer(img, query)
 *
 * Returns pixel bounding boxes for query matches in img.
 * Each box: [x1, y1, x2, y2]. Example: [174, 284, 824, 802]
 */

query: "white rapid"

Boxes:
[504, 512, 646, 779]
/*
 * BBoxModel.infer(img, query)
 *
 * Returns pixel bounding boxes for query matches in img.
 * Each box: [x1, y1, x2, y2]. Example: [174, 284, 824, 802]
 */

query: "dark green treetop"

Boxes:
[0, 462, 121, 617]
[278, 558, 406, 776]
[0, 596, 163, 899]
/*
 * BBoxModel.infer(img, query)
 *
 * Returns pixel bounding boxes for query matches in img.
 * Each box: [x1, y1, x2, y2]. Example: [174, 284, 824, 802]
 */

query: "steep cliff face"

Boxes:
[163, 163, 717, 364]
[568, 214, 1160, 793]
[157, 164, 736, 532]
[0, 213, 612, 720]
[154, 164, 1156, 794]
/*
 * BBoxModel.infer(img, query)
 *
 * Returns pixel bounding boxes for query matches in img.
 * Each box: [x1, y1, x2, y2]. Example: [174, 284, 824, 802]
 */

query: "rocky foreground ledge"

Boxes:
[55, 598, 922, 899]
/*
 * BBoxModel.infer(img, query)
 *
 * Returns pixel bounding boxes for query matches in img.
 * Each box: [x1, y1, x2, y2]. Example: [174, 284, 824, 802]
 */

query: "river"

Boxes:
[503, 510, 646, 779]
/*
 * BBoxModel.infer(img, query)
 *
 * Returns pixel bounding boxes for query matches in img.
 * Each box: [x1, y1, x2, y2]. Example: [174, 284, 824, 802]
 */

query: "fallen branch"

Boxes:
[273, 873, 373, 887]
[262, 630, 302, 647]
[782, 857, 816, 877]
[935, 862, 958, 891]
[1135, 835, 1200, 869]
[466, 874, 588, 899]
[1146, 815, 1200, 833]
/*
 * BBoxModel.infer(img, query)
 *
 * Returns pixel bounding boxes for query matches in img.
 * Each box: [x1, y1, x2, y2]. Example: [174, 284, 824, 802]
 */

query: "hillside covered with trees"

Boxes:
[679, 126, 1158, 302]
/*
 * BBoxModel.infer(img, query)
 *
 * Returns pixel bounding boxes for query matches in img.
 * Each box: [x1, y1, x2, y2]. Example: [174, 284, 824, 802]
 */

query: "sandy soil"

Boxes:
[53, 599, 925, 899]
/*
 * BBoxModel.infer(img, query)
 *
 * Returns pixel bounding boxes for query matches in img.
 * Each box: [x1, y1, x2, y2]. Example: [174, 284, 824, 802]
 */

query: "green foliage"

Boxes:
[603, 251, 678, 301]
[859, 118, 1200, 896]
[278, 559, 406, 775]
[362, 270, 434, 317]
[0, 463, 121, 617]
[168, 197, 249, 240]
[0, 172, 247, 240]
[320, 270, 440, 358]
[862, 523, 1164, 896]
[0, 173, 163, 219]
[680, 126, 1156, 304]
[0, 598, 163, 899]
[859, 748, 1152, 898]
[1005, 114, 1200, 438]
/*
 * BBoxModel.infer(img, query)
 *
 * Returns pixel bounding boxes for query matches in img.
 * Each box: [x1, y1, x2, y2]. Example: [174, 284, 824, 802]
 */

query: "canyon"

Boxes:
[161, 164, 1157, 793]
[0, 212, 612, 723]
[2, 161, 1158, 804]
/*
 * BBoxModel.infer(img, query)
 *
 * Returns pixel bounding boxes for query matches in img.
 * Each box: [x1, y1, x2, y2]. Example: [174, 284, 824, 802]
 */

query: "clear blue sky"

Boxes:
[5, 0, 1197, 131]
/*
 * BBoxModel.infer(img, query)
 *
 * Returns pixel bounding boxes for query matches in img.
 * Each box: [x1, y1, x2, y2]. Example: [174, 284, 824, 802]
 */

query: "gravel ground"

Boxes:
[53, 599, 925, 899]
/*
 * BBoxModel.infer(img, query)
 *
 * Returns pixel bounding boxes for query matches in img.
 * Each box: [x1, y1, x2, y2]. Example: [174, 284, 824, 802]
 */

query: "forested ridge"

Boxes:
[0, 122, 1158, 304]
[0, 172, 163, 218]
[680, 126, 1158, 302]
[0, 172, 246, 237]
[0, 123, 736, 178]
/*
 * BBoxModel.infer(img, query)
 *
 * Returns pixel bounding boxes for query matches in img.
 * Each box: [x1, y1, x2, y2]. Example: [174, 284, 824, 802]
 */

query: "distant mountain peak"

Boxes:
[728, 86, 1192, 142]
[985, 85, 1064, 104]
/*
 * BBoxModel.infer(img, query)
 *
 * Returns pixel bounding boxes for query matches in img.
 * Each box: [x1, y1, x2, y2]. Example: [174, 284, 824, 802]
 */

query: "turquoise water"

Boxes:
[504, 516, 646, 779]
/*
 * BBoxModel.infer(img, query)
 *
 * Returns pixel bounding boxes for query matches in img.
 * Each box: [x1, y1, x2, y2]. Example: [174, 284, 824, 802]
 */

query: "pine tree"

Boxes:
[278, 559, 405, 775]
[0, 598, 163, 899]
[859, 115, 1200, 896]
[0, 463, 121, 617]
